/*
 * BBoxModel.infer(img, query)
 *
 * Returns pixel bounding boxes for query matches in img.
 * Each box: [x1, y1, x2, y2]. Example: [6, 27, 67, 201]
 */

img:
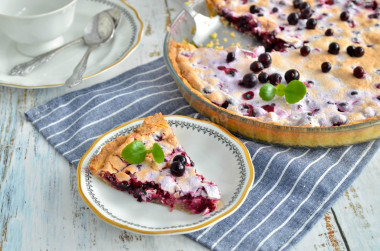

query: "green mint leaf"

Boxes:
[275, 83, 286, 97]
[152, 143, 165, 163]
[259, 83, 276, 101]
[121, 141, 147, 164]
[284, 80, 307, 104]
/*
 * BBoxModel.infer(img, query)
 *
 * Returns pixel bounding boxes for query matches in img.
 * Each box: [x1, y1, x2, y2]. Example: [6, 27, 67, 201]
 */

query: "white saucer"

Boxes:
[77, 115, 255, 235]
[0, 0, 143, 88]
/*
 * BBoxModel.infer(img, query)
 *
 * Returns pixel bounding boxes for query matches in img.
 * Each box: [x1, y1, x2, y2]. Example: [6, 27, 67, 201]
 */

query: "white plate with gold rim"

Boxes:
[0, 0, 142, 88]
[77, 115, 254, 235]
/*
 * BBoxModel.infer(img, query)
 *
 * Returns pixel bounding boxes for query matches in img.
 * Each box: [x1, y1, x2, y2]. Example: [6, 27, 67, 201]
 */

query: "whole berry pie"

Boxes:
[89, 113, 221, 215]
[169, 0, 380, 128]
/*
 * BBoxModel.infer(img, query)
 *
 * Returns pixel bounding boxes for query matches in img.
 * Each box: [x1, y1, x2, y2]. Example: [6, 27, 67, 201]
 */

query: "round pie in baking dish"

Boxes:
[166, 0, 380, 146]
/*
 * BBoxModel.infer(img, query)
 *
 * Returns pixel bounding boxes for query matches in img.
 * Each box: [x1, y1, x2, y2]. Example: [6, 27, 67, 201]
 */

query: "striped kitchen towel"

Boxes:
[25, 57, 380, 251]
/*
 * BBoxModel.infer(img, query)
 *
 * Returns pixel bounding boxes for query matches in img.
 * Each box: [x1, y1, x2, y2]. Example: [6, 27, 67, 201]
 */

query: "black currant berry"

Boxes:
[321, 62, 332, 73]
[288, 12, 300, 25]
[240, 73, 258, 88]
[353, 66, 365, 78]
[269, 73, 282, 85]
[226, 52, 235, 63]
[250, 61, 264, 73]
[300, 45, 311, 56]
[258, 72, 269, 83]
[285, 69, 300, 83]
[170, 161, 185, 177]
[306, 18, 317, 29]
[328, 42, 340, 55]
[340, 11, 350, 21]
[258, 53, 272, 68]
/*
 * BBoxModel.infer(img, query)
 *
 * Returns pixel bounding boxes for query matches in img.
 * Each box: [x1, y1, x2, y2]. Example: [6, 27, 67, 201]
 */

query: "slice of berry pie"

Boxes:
[89, 113, 221, 215]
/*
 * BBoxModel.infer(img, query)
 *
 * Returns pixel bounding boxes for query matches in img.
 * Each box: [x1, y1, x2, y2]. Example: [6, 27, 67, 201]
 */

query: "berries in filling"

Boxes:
[285, 69, 300, 83]
[300, 45, 310, 56]
[353, 66, 365, 78]
[258, 72, 269, 83]
[250, 61, 264, 73]
[325, 28, 334, 36]
[226, 51, 235, 63]
[242, 91, 255, 100]
[328, 42, 340, 55]
[219, 11, 288, 51]
[170, 161, 185, 177]
[240, 73, 258, 88]
[321, 62, 332, 73]
[101, 171, 218, 214]
[269, 73, 282, 85]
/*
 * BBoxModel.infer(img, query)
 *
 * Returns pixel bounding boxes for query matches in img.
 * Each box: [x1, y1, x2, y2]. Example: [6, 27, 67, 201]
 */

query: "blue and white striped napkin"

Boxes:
[26, 58, 379, 251]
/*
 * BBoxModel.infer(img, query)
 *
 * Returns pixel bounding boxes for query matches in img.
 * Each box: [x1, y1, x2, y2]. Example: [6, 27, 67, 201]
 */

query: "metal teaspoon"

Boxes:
[65, 11, 115, 87]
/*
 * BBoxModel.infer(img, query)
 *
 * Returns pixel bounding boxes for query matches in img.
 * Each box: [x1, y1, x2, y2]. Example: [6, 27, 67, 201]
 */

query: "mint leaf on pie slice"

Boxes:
[152, 143, 165, 163]
[121, 140, 147, 164]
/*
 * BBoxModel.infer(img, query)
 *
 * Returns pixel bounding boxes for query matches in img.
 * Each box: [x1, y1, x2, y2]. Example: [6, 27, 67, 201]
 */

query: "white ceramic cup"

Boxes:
[0, 0, 77, 56]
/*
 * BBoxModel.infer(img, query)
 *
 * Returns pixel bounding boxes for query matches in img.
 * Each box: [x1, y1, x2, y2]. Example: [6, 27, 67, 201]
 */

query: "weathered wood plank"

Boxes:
[330, 152, 380, 250]
[293, 210, 347, 251]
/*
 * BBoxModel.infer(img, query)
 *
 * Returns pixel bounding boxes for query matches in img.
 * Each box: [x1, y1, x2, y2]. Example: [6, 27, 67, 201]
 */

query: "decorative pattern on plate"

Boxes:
[84, 119, 247, 230]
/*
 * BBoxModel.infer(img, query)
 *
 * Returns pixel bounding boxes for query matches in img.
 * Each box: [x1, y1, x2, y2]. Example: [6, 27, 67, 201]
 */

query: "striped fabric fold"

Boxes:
[25, 57, 380, 251]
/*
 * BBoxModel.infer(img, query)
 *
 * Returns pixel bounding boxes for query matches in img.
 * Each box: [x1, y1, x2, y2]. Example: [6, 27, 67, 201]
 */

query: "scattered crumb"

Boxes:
[145, 24, 152, 36]
[185, 0, 192, 6]
[181, 38, 190, 45]
[181, 38, 196, 47]
[205, 40, 214, 48]
[215, 46, 224, 50]
[149, 51, 161, 57]
[165, 8, 171, 27]
[230, 43, 241, 47]
[210, 32, 218, 39]
[223, 38, 228, 42]
[230, 32, 236, 38]
[191, 26, 196, 35]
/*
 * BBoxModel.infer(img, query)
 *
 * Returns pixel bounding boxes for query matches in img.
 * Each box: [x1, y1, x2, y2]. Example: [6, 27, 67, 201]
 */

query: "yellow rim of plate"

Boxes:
[77, 115, 255, 235]
[0, 0, 143, 89]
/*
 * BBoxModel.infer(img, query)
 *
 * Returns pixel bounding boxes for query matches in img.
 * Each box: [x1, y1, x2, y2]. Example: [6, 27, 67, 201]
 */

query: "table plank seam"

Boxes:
[331, 207, 351, 251]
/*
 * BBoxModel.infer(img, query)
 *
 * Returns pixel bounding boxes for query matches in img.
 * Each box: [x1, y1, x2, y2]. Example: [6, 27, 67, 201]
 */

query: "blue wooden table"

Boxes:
[0, 1, 379, 250]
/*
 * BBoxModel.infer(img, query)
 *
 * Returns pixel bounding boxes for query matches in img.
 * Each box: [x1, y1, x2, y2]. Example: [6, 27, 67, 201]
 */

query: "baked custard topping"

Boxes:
[169, 0, 380, 126]
[89, 113, 221, 215]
